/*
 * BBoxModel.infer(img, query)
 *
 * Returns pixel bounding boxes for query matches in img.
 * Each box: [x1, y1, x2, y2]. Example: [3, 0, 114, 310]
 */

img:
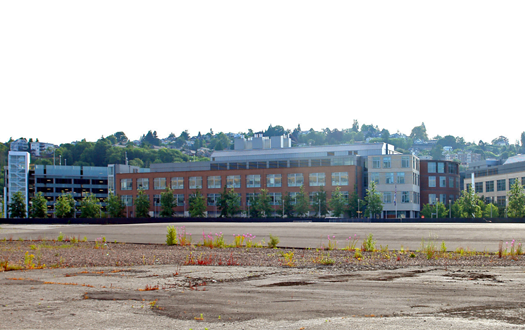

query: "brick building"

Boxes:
[419, 160, 461, 206]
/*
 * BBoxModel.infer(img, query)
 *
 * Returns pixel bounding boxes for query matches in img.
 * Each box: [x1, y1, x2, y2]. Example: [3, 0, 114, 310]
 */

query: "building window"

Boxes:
[497, 196, 506, 206]
[486, 181, 494, 192]
[383, 157, 391, 168]
[309, 173, 326, 186]
[449, 177, 455, 188]
[207, 176, 222, 189]
[383, 192, 392, 204]
[396, 172, 405, 184]
[153, 194, 161, 206]
[207, 193, 220, 206]
[227, 175, 241, 188]
[137, 178, 149, 190]
[287, 173, 304, 187]
[269, 192, 282, 205]
[429, 176, 436, 188]
[440, 176, 446, 188]
[289, 192, 298, 205]
[372, 157, 380, 169]
[509, 178, 517, 187]
[175, 194, 185, 207]
[429, 194, 437, 204]
[497, 179, 506, 192]
[428, 162, 436, 173]
[247, 175, 261, 188]
[332, 172, 349, 186]
[266, 174, 282, 188]
[475, 182, 483, 193]
[121, 195, 133, 206]
[120, 179, 133, 191]
[440, 194, 447, 204]
[154, 178, 166, 190]
[370, 173, 379, 185]
[401, 191, 410, 203]
[437, 162, 445, 173]
[171, 177, 184, 190]
[385, 173, 394, 184]
[189, 176, 203, 189]
[401, 156, 410, 168]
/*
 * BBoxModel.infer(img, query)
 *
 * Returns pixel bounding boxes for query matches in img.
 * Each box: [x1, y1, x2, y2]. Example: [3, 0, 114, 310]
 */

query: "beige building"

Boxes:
[465, 156, 525, 207]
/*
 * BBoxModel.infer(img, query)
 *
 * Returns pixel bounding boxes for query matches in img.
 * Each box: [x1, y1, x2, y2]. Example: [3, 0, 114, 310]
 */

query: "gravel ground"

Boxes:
[1, 239, 523, 270]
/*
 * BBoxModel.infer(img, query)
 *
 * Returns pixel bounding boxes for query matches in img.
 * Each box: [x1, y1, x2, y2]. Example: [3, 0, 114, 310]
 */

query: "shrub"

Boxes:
[166, 225, 177, 246]
[362, 233, 376, 252]
[268, 234, 280, 248]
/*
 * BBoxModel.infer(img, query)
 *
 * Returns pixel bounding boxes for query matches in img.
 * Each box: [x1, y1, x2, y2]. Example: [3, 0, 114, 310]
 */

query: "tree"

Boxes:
[160, 188, 176, 217]
[55, 192, 75, 218]
[507, 179, 525, 218]
[409, 123, 428, 141]
[311, 186, 328, 217]
[106, 193, 125, 218]
[134, 189, 150, 218]
[421, 202, 448, 218]
[255, 189, 273, 217]
[483, 203, 499, 218]
[79, 193, 101, 218]
[218, 186, 241, 217]
[278, 192, 295, 218]
[8, 191, 26, 218]
[329, 187, 347, 217]
[454, 186, 483, 218]
[364, 182, 383, 218]
[189, 190, 206, 217]
[347, 185, 362, 218]
[29, 192, 48, 218]
[294, 185, 310, 217]
[430, 144, 444, 160]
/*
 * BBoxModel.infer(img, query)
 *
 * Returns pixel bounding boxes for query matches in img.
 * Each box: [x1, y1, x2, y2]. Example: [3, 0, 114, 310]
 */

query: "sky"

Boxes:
[1, 1, 524, 145]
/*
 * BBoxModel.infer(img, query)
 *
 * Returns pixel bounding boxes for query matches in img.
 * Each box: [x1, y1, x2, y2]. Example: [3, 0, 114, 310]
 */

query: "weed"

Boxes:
[194, 313, 204, 321]
[138, 284, 159, 291]
[166, 226, 177, 246]
[268, 234, 280, 248]
[178, 226, 192, 246]
[149, 300, 158, 309]
[213, 232, 225, 248]
[409, 252, 416, 258]
[421, 234, 437, 260]
[226, 252, 238, 266]
[233, 234, 245, 248]
[380, 245, 388, 253]
[354, 249, 363, 259]
[324, 235, 337, 250]
[281, 251, 295, 267]
[344, 234, 359, 251]
[82, 236, 88, 242]
[362, 234, 376, 252]
[498, 241, 503, 258]
[24, 252, 35, 269]
[440, 240, 447, 253]
[313, 252, 335, 265]
[57, 232, 64, 242]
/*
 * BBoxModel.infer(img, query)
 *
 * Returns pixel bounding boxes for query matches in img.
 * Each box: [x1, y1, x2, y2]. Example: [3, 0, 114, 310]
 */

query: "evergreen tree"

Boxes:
[30, 192, 48, 218]
[364, 182, 383, 218]
[508, 179, 525, 218]
[329, 187, 347, 217]
[189, 190, 206, 217]
[106, 193, 125, 218]
[9, 191, 26, 218]
[218, 186, 241, 217]
[134, 189, 151, 218]
[160, 188, 176, 217]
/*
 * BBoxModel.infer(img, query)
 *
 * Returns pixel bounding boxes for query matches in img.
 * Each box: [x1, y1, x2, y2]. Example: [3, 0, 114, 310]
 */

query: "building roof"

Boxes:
[503, 154, 525, 165]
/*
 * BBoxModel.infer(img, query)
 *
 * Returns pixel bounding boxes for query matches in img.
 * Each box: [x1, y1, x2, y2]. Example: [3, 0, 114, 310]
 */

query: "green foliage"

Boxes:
[9, 191, 27, 218]
[218, 186, 241, 217]
[362, 233, 376, 252]
[454, 186, 483, 218]
[268, 234, 280, 248]
[189, 190, 206, 217]
[482, 203, 499, 218]
[134, 189, 151, 218]
[507, 179, 525, 218]
[347, 185, 362, 218]
[160, 188, 176, 217]
[30, 192, 48, 218]
[329, 187, 347, 217]
[311, 186, 328, 217]
[105, 193, 125, 218]
[255, 189, 273, 217]
[166, 225, 177, 245]
[294, 185, 310, 217]
[410, 122, 428, 141]
[54, 192, 75, 218]
[279, 192, 295, 218]
[79, 193, 101, 218]
[421, 201, 448, 218]
[364, 182, 383, 218]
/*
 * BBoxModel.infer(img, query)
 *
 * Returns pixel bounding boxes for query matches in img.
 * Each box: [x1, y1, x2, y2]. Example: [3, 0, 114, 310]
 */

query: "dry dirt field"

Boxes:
[2, 239, 525, 329]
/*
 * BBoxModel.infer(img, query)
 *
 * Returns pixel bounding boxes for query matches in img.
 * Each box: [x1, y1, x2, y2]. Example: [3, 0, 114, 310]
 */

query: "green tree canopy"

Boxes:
[79, 193, 101, 218]
[134, 189, 151, 218]
[105, 193, 125, 218]
[329, 187, 347, 218]
[55, 192, 75, 218]
[364, 182, 383, 218]
[189, 190, 206, 217]
[507, 179, 525, 218]
[160, 188, 176, 217]
[9, 191, 27, 218]
[311, 186, 328, 217]
[30, 192, 48, 218]
[294, 185, 310, 217]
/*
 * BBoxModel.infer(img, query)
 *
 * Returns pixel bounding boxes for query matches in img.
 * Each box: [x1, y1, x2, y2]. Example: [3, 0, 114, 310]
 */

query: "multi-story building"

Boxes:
[464, 155, 525, 207]
[115, 141, 396, 217]
[420, 160, 461, 206]
[6, 151, 31, 215]
[367, 154, 421, 218]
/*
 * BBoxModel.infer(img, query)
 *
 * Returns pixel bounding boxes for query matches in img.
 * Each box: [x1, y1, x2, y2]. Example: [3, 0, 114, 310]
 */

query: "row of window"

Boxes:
[470, 177, 525, 193]
[427, 162, 457, 174]
[428, 176, 459, 188]
[428, 194, 458, 204]
[371, 156, 418, 170]
[121, 191, 352, 207]
[370, 172, 417, 185]
[120, 172, 350, 191]
[381, 191, 420, 204]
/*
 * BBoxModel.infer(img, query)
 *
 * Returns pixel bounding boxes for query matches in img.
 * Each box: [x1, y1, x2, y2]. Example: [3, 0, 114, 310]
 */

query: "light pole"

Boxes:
[449, 199, 452, 218]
